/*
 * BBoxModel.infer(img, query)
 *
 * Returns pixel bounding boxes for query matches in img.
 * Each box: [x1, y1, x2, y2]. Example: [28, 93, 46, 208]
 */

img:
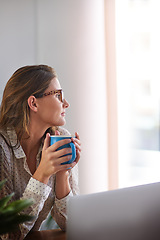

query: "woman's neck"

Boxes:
[20, 122, 47, 160]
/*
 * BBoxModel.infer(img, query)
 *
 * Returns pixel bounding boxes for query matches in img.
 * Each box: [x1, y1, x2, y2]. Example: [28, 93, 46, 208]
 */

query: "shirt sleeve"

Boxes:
[51, 164, 79, 231]
[17, 177, 52, 238]
[0, 144, 51, 240]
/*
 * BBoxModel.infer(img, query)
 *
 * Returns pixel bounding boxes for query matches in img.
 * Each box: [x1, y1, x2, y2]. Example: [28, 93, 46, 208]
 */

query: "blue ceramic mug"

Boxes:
[50, 135, 76, 165]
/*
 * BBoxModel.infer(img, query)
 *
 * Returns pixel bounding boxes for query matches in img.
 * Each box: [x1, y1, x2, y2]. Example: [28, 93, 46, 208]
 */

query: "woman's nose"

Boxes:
[63, 98, 70, 108]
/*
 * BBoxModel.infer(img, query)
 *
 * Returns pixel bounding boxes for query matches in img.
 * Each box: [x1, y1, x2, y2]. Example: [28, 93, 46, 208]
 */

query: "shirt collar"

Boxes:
[6, 128, 43, 162]
[6, 128, 26, 159]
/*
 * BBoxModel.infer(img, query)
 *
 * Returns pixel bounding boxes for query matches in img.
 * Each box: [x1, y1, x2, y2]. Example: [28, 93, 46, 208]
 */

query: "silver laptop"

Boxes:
[67, 182, 160, 240]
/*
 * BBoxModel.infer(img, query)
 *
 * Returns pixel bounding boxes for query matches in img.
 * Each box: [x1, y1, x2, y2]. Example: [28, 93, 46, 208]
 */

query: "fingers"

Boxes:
[71, 132, 81, 164]
[53, 147, 77, 167]
[51, 154, 76, 172]
[71, 132, 81, 152]
[75, 132, 80, 140]
[53, 147, 72, 160]
[58, 155, 73, 165]
[72, 139, 81, 152]
[58, 161, 77, 172]
[50, 138, 71, 151]
[46, 149, 78, 174]
[47, 144, 72, 164]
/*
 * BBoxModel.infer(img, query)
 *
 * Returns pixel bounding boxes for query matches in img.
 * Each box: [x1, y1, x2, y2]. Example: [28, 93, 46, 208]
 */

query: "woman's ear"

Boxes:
[27, 96, 38, 112]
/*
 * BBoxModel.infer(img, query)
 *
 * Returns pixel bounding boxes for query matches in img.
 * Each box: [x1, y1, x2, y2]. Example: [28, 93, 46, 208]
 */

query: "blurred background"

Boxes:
[1, 0, 160, 195]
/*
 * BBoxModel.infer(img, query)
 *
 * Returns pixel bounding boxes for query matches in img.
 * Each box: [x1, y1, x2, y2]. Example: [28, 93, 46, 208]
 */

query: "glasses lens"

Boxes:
[56, 90, 64, 102]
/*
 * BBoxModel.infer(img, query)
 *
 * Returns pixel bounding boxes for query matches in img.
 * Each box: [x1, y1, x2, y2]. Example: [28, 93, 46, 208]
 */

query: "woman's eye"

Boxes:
[55, 93, 61, 100]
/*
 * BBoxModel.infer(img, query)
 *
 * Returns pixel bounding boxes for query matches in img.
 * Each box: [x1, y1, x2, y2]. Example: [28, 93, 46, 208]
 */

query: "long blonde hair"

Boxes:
[0, 65, 57, 143]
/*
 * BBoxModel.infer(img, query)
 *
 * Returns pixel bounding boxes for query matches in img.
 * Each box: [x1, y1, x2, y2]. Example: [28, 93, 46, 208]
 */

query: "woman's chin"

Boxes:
[58, 119, 66, 126]
[49, 118, 66, 127]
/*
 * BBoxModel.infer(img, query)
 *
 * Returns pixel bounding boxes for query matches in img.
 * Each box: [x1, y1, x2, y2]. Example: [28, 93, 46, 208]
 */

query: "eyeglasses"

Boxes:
[43, 89, 64, 102]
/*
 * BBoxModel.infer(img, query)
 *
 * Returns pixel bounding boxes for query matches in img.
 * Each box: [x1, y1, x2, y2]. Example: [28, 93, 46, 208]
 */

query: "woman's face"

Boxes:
[36, 78, 69, 128]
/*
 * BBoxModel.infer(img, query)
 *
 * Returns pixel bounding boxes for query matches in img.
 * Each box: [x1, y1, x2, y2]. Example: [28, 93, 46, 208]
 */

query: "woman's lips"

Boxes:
[61, 112, 65, 116]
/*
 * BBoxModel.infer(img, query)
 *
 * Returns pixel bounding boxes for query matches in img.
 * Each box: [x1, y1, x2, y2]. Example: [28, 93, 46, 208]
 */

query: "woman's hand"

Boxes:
[56, 131, 81, 176]
[33, 133, 77, 184]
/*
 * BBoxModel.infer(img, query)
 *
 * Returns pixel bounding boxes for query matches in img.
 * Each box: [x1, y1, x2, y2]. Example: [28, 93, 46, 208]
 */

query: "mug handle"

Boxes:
[69, 142, 76, 163]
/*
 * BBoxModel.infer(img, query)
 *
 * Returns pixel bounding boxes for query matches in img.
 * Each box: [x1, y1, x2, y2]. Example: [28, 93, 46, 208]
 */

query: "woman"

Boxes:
[0, 65, 81, 239]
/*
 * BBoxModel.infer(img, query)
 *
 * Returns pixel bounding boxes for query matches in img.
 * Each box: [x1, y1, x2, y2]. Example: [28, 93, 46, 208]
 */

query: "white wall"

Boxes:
[0, 0, 108, 194]
[0, 0, 37, 97]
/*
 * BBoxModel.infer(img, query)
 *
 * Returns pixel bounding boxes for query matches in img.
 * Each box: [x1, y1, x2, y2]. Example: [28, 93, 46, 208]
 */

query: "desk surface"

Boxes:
[24, 229, 66, 240]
